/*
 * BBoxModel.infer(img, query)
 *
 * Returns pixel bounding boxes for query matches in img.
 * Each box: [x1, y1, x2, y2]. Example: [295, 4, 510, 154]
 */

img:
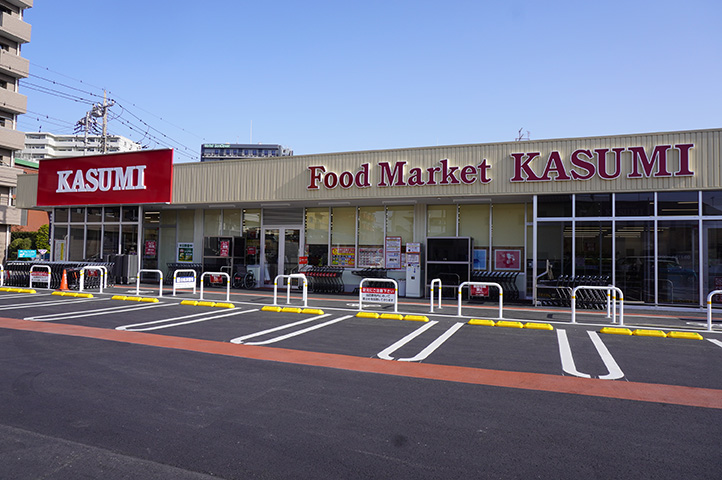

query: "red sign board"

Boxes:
[219, 240, 230, 257]
[36, 149, 173, 206]
[470, 285, 489, 296]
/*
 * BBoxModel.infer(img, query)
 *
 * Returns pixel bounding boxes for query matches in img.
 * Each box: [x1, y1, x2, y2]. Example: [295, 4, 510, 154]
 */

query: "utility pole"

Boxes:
[93, 90, 115, 154]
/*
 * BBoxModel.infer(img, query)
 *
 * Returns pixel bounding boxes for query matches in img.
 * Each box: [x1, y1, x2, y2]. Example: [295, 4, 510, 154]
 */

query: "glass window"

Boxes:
[222, 209, 242, 236]
[243, 209, 261, 265]
[575, 194, 611, 217]
[459, 204, 490, 247]
[427, 205, 456, 237]
[702, 191, 722, 216]
[657, 221, 699, 305]
[537, 222, 572, 277]
[86, 225, 101, 260]
[53, 225, 68, 260]
[105, 207, 121, 223]
[122, 206, 139, 222]
[358, 206, 384, 267]
[305, 208, 329, 266]
[492, 204, 525, 247]
[386, 205, 414, 245]
[615, 221, 655, 303]
[658, 191, 698, 216]
[538, 195, 571, 217]
[331, 207, 356, 267]
[70, 207, 85, 223]
[204, 209, 222, 236]
[87, 207, 102, 223]
[69, 226, 84, 260]
[703, 220, 722, 294]
[121, 225, 138, 255]
[103, 225, 120, 257]
[54, 208, 69, 223]
[574, 222, 612, 277]
[615, 192, 654, 217]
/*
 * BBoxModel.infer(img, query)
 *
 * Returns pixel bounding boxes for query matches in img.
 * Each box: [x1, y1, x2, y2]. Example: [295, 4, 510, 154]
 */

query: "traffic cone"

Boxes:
[59, 269, 69, 291]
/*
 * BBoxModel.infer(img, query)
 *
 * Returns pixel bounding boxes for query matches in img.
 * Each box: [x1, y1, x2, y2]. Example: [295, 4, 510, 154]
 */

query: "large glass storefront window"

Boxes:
[358, 206, 384, 267]
[538, 195, 571, 217]
[615, 221, 654, 303]
[537, 222, 572, 277]
[658, 191, 698, 216]
[704, 220, 722, 296]
[305, 207, 329, 267]
[657, 220, 699, 305]
[575, 194, 611, 217]
[243, 209, 261, 265]
[427, 205, 456, 237]
[615, 192, 653, 217]
[331, 207, 356, 267]
[574, 222, 612, 277]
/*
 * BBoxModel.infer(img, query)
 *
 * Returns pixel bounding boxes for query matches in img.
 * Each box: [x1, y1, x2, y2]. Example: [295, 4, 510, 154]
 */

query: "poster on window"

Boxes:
[178, 242, 194, 262]
[385, 236, 402, 269]
[358, 247, 384, 267]
[144, 240, 157, 257]
[331, 247, 355, 267]
[473, 248, 488, 271]
[493, 248, 523, 272]
[219, 240, 230, 257]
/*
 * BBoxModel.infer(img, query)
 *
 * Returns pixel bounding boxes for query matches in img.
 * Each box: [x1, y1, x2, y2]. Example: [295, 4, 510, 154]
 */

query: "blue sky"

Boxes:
[20, 0, 722, 162]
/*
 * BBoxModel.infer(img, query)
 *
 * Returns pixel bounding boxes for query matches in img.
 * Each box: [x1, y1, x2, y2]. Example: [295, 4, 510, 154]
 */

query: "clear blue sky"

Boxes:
[20, 0, 722, 162]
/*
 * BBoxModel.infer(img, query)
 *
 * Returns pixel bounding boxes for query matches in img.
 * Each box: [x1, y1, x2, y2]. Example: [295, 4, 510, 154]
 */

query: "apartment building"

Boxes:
[20, 132, 142, 160]
[0, 0, 31, 261]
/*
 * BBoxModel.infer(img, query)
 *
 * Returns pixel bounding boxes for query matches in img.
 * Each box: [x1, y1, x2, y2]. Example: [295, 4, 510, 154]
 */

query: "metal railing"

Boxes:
[571, 285, 624, 325]
[79, 266, 104, 294]
[429, 278, 442, 313]
[136, 269, 164, 297]
[200, 272, 230, 302]
[172, 269, 197, 296]
[273, 274, 308, 308]
[706, 290, 722, 332]
[29, 265, 51, 289]
[457, 281, 503, 319]
[359, 278, 398, 313]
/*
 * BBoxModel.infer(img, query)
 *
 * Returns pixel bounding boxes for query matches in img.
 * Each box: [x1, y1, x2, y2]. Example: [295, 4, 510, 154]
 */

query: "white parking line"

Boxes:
[557, 329, 625, 380]
[396, 322, 465, 362]
[232, 315, 351, 346]
[4, 297, 106, 312]
[25, 302, 173, 322]
[117, 308, 258, 332]
[377, 321, 438, 360]
[230, 314, 330, 344]
[708, 338, 722, 349]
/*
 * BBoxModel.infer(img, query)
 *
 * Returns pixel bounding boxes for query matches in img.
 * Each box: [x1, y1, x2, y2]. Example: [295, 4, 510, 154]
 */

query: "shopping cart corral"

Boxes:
[536, 275, 612, 308]
[4, 261, 115, 290]
[470, 270, 520, 301]
[302, 266, 345, 293]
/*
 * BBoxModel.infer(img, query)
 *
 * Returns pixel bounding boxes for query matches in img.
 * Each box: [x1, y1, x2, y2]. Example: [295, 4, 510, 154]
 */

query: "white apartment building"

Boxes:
[0, 0, 32, 262]
[20, 132, 142, 160]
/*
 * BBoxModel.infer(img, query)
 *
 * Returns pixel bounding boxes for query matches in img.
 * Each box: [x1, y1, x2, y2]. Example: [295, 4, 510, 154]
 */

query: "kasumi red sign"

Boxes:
[36, 149, 173, 206]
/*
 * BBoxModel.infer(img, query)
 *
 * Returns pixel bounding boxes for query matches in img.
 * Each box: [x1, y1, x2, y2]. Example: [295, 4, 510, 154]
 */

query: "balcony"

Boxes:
[0, 12, 31, 44]
[0, 204, 21, 225]
[4, 1, 33, 9]
[0, 50, 28, 78]
[0, 125, 24, 150]
[0, 87, 26, 114]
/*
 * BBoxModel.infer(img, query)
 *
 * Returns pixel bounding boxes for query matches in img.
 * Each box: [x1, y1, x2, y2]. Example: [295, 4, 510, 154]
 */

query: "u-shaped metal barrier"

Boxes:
[706, 290, 722, 332]
[273, 274, 308, 307]
[29, 265, 52, 289]
[429, 278, 442, 313]
[136, 269, 164, 297]
[359, 278, 398, 313]
[172, 269, 198, 296]
[200, 272, 230, 302]
[571, 285, 624, 325]
[79, 266, 104, 294]
[457, 281, 503, 319]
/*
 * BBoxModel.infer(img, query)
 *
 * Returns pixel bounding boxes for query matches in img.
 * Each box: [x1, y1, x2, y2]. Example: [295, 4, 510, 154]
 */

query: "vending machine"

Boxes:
[405, 242, 423, 298]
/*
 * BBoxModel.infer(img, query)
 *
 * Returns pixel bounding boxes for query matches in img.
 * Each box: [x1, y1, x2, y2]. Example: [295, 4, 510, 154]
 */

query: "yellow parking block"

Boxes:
[214, 302, 235, 309]
[139, 297, 159, 303]
[403, 315, 429, 322]
[302, 308, 325, 315]
[282, 307, 303, 313]
[196, 301, 216, 307]
[667, 331, 703, 340]
[262, 306, 282, 312]
[380, 313, 404, 321]
[468, 319, 496, 327]
[524, 322, 554, 331]
[632, 329, 668, 338]
[600, 327, 633, 336]
[356, 311, 380, 319]
[496, 321, 524, 329]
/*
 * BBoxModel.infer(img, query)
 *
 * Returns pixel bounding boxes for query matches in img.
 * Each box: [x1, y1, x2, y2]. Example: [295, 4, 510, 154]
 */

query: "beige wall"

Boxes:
[17, 128, 722, 209]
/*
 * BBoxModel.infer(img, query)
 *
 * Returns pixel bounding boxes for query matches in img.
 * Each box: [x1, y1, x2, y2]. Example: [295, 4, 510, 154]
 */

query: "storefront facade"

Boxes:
[16, 128, 722, 307]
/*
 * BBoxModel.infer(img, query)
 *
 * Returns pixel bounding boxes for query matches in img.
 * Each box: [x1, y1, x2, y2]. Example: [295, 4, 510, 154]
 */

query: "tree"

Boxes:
[36, 224, 50, 251]
[8, 237, 32, 260]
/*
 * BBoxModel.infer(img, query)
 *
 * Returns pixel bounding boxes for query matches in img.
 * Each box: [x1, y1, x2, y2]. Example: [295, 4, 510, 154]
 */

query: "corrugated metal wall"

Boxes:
[16, 128, 722, 208]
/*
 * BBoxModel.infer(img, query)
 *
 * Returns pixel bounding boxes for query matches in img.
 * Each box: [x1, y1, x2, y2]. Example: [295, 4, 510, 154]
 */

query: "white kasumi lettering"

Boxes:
[56, 165, 148, 193]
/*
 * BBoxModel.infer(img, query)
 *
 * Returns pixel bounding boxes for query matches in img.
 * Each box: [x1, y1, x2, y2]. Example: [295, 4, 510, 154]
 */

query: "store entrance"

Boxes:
[262, 227, 301, 286]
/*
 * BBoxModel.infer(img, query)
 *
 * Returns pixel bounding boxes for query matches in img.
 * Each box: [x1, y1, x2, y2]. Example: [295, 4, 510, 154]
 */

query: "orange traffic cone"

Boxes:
[59, 269, 69, 291]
